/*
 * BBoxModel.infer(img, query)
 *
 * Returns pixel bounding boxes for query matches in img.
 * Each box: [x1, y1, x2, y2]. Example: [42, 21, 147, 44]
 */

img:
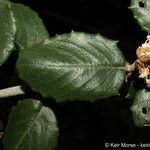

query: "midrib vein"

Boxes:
[15, 106, 43, 150]
[30, 63, 126, 70]
[41, 65, 125, 70]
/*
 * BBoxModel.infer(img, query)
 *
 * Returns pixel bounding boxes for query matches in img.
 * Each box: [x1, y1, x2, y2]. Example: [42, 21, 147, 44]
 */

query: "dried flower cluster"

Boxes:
[136, 36, 150, 84]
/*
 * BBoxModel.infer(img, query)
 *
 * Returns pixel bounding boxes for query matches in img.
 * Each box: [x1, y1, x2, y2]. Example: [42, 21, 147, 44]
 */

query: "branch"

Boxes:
[0, 86, 25, 98]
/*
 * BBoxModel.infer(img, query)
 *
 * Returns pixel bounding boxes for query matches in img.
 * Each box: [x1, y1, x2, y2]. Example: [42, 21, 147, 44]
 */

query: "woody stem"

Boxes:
[0, 86, 24, 98]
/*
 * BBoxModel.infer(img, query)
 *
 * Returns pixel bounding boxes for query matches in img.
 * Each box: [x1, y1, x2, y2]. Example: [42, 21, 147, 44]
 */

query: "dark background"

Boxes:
[1, 0, 150, 149]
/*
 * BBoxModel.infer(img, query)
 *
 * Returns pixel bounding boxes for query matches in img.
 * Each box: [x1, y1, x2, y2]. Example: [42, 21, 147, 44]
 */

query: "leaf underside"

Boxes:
[131, 89, 150, 127]
[3, 99, 59, 150]
[0, 1, 16, 65]
[130, 0, 150, 33]
[10, 2, 49, 49]
[17, 32, 126, 102]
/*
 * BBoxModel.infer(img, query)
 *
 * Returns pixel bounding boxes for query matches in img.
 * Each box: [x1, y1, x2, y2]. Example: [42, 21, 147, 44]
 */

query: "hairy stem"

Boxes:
[125, 62, 136, 72]
[0, 86, 24, 98]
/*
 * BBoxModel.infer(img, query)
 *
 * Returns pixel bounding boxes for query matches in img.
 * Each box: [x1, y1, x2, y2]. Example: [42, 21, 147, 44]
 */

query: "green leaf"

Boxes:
[0, 1, 16, 65]
[130, 0, 150, 33]
[3, 99, 59, 150]
[17, 32, 126, 102]
[0, 0, 8, 2]
[10, 2, 49, 49]
[126, 80, 138, 99]
[131, 89, 150, 127]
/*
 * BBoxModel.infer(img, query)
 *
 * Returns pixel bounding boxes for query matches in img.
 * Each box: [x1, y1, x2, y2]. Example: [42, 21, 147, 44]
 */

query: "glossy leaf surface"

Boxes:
[130, 0, 150, 33]
[17, 32, 126, 102]
[0, 1, 16, 65]
[3, 99, 59, 150]
[131, 89, 150, 127]
[10, 2, 49, 48]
